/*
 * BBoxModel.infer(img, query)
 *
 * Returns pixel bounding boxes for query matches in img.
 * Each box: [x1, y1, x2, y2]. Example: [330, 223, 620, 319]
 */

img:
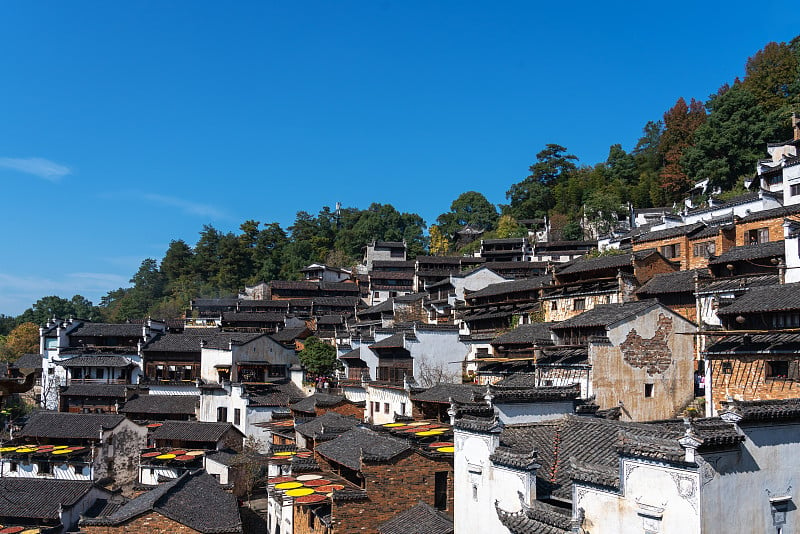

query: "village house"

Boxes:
[0, 478, 114, 534]
[751, 112, 800, 205]
[636, 268, 710, 322]
[118, 393, 199, 422]
[197, 378, 304, 447]
[302, 263, 353, 283]
[531, 240, 595, 263]
[81, 470, 242, 534]
[40, 319, 166, 410]
[289, 392, 365, 420]
[10, 412, 147, 487]
[702, 281, 800, 414]
[149, 420, 245, 452]
[424, 267, 508, 324]
[542, 249, 677, 323]
[368, 260, 416, 305]
[362, 240, 408, 272]
[293, 411, 361, 451]
[310, 425, 454, 533]
[414, 255, 486, 292]
[547, 299, 696, 421]
[478, 238, 534, 263]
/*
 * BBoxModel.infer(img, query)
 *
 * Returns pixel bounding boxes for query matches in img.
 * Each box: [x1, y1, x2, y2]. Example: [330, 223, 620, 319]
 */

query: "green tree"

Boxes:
[161, 240, 195, 281]
[436, 191, 499, 238]
[682, 83, 790, 190]
[743, 40, 800, 111]
[0, 322, 39, 361]
[504, 144, 577, 219]
[297, 337, 339, 376]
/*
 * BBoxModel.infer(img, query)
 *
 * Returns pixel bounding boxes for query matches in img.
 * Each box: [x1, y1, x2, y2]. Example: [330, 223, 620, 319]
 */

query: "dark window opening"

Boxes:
[660, 243, 681, 259]
[38, 461, 51, 474]
[434, 471, 449, 510]
[573, 299, 585, 311]
[721, 362, 732, 374]
[644, 383, 654, 398]
[234, 408, 241, 426]
[217, 406, 228, 422]
[766, 360, 790, 380]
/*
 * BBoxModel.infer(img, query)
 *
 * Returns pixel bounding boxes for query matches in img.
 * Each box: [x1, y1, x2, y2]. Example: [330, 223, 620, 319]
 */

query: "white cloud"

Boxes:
[0, 157, 71, 182]
[142, 193, 227, 219]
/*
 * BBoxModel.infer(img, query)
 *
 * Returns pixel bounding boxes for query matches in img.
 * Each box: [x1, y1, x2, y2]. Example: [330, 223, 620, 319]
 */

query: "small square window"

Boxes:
[721, 362, 733, 374]
[644, 383, 654, 398]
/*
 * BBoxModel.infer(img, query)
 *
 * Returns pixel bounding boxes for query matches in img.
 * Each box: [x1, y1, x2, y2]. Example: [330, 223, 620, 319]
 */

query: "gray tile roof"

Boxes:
[703, 332, 800, 355]
[495, 500, 572, 534]
[697, 274, 779, 294]
[243, 381, 305, 407]
[315, 427, 411, 471]
[411, 383, 483, 404]
[636, 269, 710, 296]
[370, 333, 406, 349]
[736, 203, 800, 224]
[491, 323, 555, 345]
[378, 502, 454, 534]
[60, 384, 130, 398]
[11, 353, 42, 370]
[19, 412, 126, 439]
[490, 384, 580, 404]
[721, 398, 800, 422]
[465, 277, 550, 299]
[143, 330, 221, 353]
[633, 222, 705, 244]
[81, 470, 242, 533]
[270, 326, 310, 343]
[550, 299, 660, 330]
[290, 392, 348, 413]
[555, 249, 658, 276]
[151, 421, 242, 443]
[69, 323, 144, 337]
[0, 478, 95, 520]
[60, 355, 134, 367]
[716, 282, 800, 315]
[294, 411, 361, 439]
[708, 240, 785, 265]
[120, 394, 199, 415]
[201, 332, 265, 349]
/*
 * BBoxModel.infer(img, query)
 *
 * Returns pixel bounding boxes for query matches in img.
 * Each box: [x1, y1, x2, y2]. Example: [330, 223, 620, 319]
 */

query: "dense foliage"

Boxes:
[1, 36, 798, 327]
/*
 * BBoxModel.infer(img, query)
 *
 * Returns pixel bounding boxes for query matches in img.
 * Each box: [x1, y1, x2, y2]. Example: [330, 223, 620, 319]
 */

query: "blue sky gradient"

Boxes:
[1, 1, 798, 315]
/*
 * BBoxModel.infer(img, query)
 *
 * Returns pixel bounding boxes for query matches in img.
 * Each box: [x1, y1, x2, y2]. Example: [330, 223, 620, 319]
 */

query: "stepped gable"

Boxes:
[81, 470, 242, 533]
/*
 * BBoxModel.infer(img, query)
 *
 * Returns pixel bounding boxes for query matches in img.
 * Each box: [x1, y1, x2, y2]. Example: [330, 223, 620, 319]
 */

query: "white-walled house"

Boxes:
[454, 398, 800, 534]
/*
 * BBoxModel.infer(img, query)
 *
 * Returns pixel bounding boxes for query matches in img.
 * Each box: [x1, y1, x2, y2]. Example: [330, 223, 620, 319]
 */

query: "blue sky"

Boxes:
[1, 1, 798, 315]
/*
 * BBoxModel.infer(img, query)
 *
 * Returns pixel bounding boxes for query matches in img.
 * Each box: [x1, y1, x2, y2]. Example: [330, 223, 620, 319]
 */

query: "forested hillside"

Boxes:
[1, 35, 799, 341]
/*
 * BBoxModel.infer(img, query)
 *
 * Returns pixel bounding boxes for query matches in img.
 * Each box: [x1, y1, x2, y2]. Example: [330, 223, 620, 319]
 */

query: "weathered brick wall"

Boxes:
[735, 217, 785, 246]
[687, 234, 725, 270]
[328, 451, 454, 534]
[294, 505, 330, 534]
[634, 252, 680, 283]
[82, 511, 204, 533]
[593, 311, 695, 421]
[395, 301, 426, 324]
[709, 356, 800, 411]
